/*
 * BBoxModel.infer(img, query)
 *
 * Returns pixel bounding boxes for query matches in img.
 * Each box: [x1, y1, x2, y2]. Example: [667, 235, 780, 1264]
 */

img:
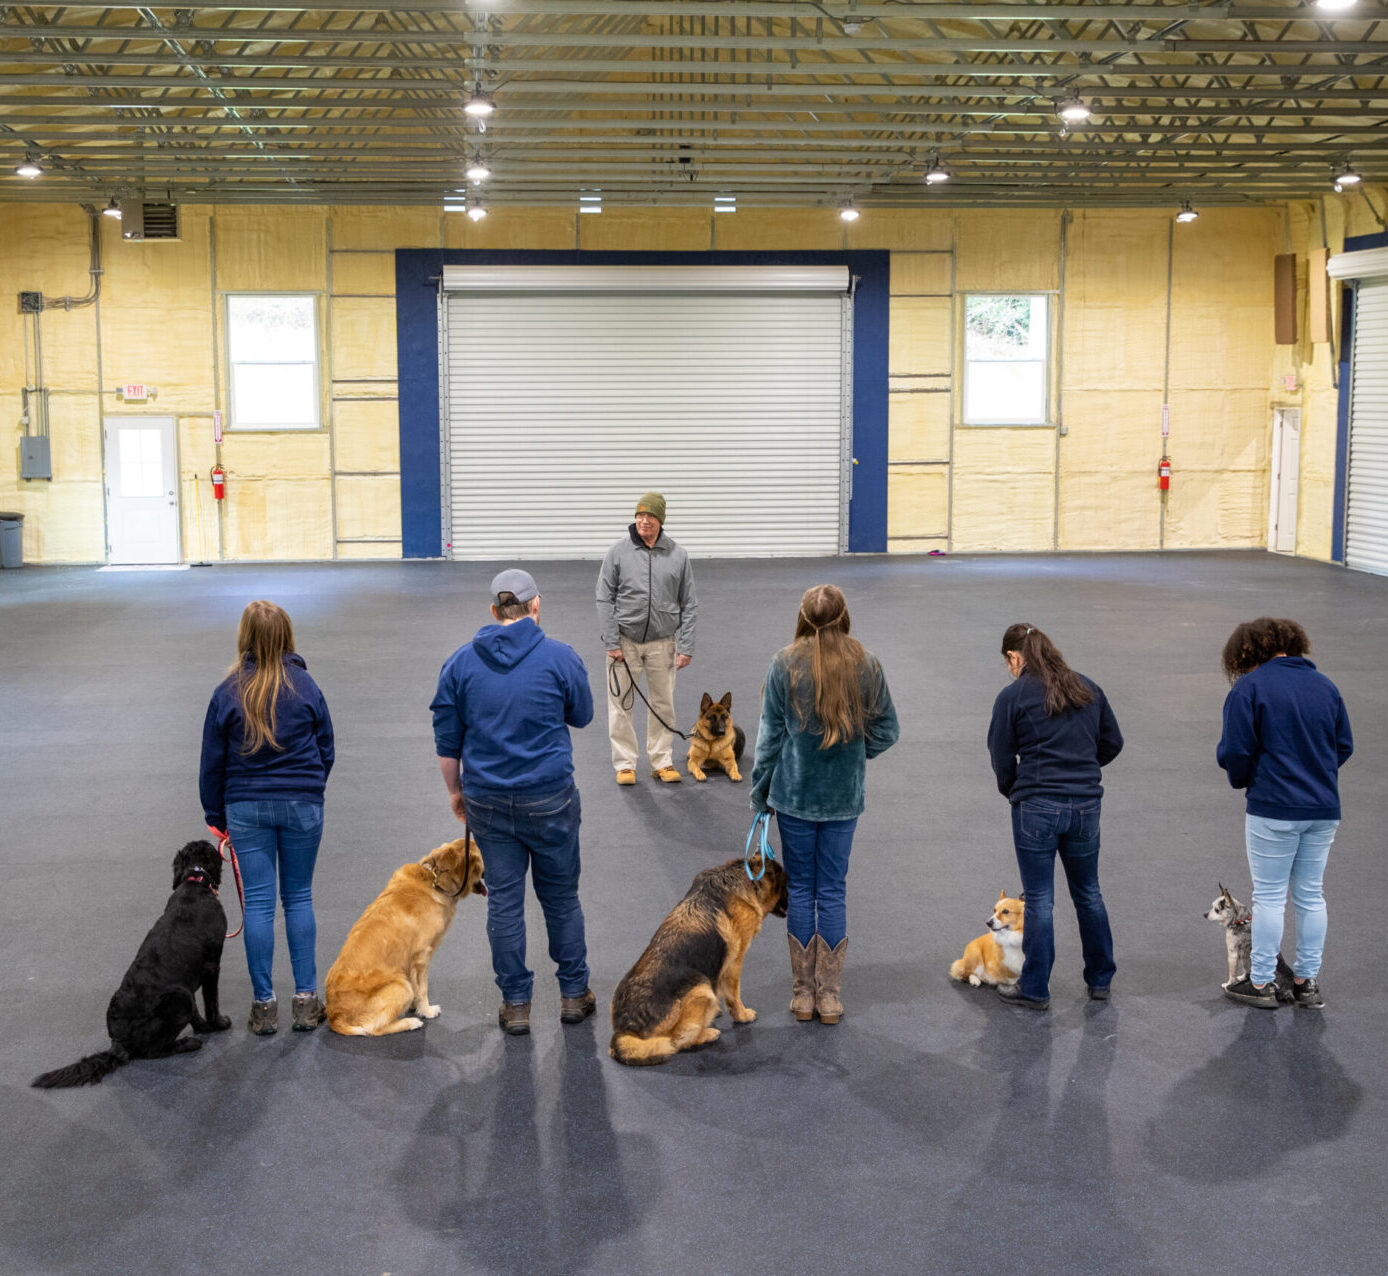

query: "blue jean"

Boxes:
[466, 782, 589, 1003]
[1245, 814, 1338, 984]
[1010, 798, 1115, 1000]
[225, 799, 324, 1003]
[775, 812, 859, 947]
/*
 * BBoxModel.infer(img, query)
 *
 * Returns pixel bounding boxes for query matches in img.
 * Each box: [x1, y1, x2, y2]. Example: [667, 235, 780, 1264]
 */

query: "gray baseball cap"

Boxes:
[491, 568, 539, 603]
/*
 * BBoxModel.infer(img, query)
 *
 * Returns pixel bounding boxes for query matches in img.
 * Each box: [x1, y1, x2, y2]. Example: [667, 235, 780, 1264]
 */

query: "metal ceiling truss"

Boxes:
[1, 2, 1384, 210]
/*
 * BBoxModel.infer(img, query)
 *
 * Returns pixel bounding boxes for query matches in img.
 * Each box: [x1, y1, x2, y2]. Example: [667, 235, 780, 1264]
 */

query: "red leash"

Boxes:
[208, 827, 246, 939]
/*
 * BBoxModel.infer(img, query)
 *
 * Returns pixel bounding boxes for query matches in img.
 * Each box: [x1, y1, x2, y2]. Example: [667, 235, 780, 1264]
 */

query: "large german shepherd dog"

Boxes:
[32, 841, 231, 1088]
[686, 691, 745, 782]
[610, 853, 787, 1066]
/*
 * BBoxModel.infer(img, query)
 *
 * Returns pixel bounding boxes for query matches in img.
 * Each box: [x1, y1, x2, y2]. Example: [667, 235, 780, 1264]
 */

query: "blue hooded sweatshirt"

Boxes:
[200, 653, 334, 831]
[431, 617, 593, 796]
[1217, 656, 1352, 820]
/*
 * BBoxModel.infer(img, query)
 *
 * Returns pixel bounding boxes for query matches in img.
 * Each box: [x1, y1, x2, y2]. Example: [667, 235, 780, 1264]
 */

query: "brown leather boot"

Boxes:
[788, 934, 816, 1022]
[812, 935, 847, 1025]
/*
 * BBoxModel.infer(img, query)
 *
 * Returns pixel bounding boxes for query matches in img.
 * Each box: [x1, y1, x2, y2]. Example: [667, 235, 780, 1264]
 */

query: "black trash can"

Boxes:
[0, 512, 23, 569]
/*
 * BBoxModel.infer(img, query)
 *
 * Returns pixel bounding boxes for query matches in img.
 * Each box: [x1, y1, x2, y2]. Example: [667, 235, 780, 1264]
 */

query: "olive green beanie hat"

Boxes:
[635, 492, 666, 524]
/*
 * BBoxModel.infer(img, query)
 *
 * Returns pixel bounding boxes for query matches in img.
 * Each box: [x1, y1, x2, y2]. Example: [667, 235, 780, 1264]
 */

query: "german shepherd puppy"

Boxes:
[686, 691, 745, 782]
[610, 853, 787, 1066]
[32, 841, 231, 1088]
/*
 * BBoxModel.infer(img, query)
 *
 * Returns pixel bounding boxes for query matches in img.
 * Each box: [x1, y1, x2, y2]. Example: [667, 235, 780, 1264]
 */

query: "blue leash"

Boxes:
[744, 811, 775, 881]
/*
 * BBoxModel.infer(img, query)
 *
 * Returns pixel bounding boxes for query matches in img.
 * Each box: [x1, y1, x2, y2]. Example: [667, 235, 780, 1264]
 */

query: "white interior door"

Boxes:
[1269, 407, 1300, 554]
[105, 416, 180, 564]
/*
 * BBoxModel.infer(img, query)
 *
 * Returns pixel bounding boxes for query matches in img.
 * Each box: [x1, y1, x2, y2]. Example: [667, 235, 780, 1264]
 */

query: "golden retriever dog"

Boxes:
[610, 853, 787, 1066]
[325, 836, 485, 1036]
[949, 891, 1025, 988]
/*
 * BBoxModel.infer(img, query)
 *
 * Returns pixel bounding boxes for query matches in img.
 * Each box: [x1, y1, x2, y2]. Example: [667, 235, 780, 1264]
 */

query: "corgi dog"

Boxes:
[949, 891, 1025, 988]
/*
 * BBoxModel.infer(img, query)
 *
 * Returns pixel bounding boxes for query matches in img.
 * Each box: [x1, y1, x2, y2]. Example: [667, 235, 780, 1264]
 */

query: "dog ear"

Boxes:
[998, 889, 1006, 901]
[719, 691, 732, 709]
[1017, 891, 1025, 902]
[700, 692, 713, 712]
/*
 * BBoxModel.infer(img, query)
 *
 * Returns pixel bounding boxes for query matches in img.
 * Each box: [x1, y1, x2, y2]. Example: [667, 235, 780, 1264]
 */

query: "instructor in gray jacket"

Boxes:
[596, 492, 697, 786]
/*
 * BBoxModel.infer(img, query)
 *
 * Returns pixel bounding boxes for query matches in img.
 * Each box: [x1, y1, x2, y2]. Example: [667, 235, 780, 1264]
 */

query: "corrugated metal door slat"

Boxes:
[1347, 280, 1388, 575]
[444, 290, 845, 559]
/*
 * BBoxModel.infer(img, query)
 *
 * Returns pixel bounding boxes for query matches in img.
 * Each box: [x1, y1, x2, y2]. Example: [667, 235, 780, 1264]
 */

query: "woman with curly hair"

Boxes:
[1217, 617, 1353, 1009]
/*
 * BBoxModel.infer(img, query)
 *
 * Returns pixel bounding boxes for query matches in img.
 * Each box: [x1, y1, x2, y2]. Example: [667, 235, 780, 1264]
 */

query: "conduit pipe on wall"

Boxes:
[1160, 219, 1174, 550]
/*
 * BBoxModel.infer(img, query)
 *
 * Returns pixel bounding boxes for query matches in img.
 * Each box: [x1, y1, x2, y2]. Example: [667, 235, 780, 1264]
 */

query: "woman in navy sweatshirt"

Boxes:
[1217, 617, 1352, 1010]
[200, 601, 334, 1035]
[987, 623, 1123, 1010]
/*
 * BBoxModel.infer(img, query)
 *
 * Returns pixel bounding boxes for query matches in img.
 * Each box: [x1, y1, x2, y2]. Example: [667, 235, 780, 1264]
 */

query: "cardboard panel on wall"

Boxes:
[951, 427, 1055, 551]
[708, 209, 842, 251]
[329, 297, 398, 381]
[330, 206, 441, 252]
[1274, 253, 1298, 345]
[579, 208, 710, 251]
[443, 207, 576, 250]
[889, 298, 951, 376]
[954, 211, 1060, 293]
[224, 477, 333, 559]
[335, 473, 401, 541]
[1066, 211, 1170, 307]
[887, 465, 949, 538]
[219, 431, 331, 479]
[1308, 247, 1332, 344]
[214, 206, 327, 293]
[331, 252, 396, 296]
[1058, 472, 1160, 550]
[333, 399, 400, 473]
[850, 210, 953, 252]
[889, 392, 950, 461]
[890, 253, 952, 296]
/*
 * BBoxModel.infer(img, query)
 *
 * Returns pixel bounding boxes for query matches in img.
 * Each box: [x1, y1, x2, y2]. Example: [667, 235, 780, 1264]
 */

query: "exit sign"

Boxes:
[121, 383, 149, 402]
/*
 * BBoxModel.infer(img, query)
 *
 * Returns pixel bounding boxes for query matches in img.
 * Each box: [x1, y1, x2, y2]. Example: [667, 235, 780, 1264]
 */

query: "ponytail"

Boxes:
[1001, 622, 1093, 716]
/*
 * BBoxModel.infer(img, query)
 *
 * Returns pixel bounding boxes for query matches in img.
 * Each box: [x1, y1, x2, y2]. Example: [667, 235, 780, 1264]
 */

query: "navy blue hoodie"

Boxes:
[431, 617, 593, 796]
[200, 654, 334, 830]
[1217, 656, 1352, 820]
[988, 672, 1123, 805]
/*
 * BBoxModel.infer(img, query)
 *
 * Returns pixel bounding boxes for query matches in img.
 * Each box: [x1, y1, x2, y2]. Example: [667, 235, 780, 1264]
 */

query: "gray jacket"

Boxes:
[596, 525, 697, 654]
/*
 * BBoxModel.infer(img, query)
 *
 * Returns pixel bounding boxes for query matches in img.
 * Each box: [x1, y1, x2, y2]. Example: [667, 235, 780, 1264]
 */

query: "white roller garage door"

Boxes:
[440, 265, 850, 559]
[1346, 278, 1388, 575]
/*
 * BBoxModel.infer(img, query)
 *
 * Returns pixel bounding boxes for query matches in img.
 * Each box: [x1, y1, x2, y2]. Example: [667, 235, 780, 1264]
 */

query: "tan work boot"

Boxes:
[616, 769, 637, 786]
[788, 934, 816, 1022]
[560, 988, 597, 1024]
[651, 767, 682, 783]
[498, 1001, 532, 1035]
[812, 935, 847, 1025]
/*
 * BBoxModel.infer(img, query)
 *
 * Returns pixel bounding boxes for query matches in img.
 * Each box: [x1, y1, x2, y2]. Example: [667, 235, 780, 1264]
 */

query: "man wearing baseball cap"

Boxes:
[596, 492, 698, 786]
[431, 568, 595, 1035]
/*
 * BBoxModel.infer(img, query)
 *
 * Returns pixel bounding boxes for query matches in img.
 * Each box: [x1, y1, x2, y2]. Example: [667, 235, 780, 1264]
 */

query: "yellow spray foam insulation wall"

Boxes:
[955, 210, 1061, 292]
[952, 427, 1057, 551]
[443, 206, 577, 251]
[331, 253, 396, 298]
[329, 298, 397, 383]
[580, 207, 712, 251]
[214, 206, 326, 292]
[330, 206, 442, 252]
[851, 210, 954, 252]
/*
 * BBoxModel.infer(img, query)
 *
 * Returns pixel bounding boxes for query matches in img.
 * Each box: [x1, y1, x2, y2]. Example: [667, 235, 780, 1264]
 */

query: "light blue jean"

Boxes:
[1245, 814, 1338, 984]
[225, 799, 324, 1003]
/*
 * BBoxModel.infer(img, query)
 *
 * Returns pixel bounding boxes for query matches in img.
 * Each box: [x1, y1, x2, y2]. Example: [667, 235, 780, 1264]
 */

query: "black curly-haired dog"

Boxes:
[32, 840, 232, 1088]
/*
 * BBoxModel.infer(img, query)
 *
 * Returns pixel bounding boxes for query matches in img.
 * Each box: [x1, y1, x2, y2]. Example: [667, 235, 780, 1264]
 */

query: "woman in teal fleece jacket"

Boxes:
[750, 585, 899, 1024]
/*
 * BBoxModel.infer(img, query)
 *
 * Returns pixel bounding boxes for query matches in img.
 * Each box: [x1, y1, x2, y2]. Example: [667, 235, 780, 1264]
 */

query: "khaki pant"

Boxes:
[607, 635, 678, 772]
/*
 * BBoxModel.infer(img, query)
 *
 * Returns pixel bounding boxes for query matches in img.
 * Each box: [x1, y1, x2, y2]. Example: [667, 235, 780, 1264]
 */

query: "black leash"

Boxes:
[607, 657, 689, 741]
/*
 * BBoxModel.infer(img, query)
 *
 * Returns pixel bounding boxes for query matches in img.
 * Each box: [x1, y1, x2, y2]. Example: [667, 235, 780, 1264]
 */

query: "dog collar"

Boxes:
[430, 864, 482, 898]
[184, 872, 218, 896]
[1233, 912, 1251, 928]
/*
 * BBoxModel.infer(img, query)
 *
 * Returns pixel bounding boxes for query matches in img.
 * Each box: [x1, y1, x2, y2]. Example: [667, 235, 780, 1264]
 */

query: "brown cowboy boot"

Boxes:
[812, 935, 847, 1025]
[788, 934, 816, 1021]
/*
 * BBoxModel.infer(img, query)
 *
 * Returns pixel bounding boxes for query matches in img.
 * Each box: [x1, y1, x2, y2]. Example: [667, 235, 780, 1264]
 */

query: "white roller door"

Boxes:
[440, 266, 850, 559]
[1346, 279, 1388, 575]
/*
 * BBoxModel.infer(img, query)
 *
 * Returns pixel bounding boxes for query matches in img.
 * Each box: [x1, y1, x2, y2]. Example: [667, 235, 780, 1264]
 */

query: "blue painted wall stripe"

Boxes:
[396, 248, 891, 558]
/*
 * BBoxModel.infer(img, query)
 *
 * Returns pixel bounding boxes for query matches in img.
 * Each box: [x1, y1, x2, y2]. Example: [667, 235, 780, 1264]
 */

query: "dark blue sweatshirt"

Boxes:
[1217, 656, 1352, 820]
[988, 672, 1123, 805]
[431, 618, 593, 796]
[200, 654, 335, 830]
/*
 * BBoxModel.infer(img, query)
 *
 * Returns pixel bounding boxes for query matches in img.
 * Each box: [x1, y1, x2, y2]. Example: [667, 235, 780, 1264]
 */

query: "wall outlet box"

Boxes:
[18, 291, 43, 314]
[19, 435, 52, 480]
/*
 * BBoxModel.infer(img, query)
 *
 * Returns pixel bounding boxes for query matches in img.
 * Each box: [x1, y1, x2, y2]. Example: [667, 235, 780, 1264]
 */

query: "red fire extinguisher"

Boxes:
[211, 464, 226, 501]
[1158, 456, 1171, 492]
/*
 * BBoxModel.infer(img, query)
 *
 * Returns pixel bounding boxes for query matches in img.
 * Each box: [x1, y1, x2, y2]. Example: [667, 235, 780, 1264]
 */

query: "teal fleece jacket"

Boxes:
[750, 648, 899, 821]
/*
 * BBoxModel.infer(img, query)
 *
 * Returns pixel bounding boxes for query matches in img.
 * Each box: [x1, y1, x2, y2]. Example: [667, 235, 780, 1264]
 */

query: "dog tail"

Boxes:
[609, 1031, 676, 1067]
[948, 958, 969, 982]
[733, 725, 746, 760]
[31, 1044, 130, 1089]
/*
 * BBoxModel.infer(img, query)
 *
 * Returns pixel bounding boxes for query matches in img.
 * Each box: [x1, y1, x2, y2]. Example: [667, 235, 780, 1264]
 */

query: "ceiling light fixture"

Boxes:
[579, 190, 602, 214]
[102, 197, 122, 219]
[1333, 161, 1361, 188]
[1175, 200, 1198, 223]
[924, 154, 950, 185]
[465, 158, 491, 183]
[466, 200, 488, 223]
[15, 152, 43, 178]
[1314, 0, 1358, 11]
[841, 19, 864, 36]
[463, 86, 495, 118]
[1057, 96, 1091, 124]
[839, 203, 860, 223]
[714, 194, 737, 213]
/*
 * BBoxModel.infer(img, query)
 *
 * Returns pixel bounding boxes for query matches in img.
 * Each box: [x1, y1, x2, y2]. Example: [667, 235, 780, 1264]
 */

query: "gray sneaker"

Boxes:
[1292, 978, 1324, 1009]
[248, 998, 278, 1036]
[498, 1001, 532, 1035]
[291, 992, 327, 1032]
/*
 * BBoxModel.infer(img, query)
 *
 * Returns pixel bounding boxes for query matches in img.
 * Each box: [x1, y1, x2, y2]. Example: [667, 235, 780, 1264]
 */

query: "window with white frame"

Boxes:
[226, 294, 320, 429]
[962, 293, 1051, 425]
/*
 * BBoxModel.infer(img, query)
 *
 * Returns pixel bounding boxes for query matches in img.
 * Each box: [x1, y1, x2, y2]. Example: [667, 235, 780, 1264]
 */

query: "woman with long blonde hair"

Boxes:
[750, 585, 899, 1024]
[200, 600, 335, 1035]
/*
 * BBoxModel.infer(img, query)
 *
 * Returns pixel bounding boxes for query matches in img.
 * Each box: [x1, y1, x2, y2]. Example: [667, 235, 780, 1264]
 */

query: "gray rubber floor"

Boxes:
[1, 551, 1384, 1276]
